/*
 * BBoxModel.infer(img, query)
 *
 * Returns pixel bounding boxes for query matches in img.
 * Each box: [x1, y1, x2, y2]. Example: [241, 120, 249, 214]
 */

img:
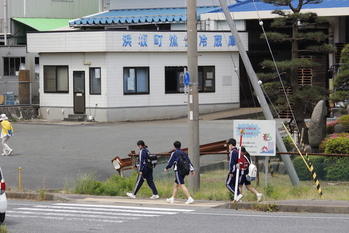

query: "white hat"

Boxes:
[0, 114, 8, 120]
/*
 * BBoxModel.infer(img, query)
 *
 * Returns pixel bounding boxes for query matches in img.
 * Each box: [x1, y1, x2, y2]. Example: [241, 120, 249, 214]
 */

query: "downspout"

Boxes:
[3, 0, 7, 45]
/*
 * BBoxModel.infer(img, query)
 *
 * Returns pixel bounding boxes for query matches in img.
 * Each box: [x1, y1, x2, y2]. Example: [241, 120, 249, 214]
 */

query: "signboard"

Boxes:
[184, 72, 190, 86]
[233, 120, 276, 156]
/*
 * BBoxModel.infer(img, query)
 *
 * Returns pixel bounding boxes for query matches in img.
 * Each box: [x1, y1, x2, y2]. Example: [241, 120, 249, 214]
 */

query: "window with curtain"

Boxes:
[90, 67, 101, 94]
[123, 67, 149, 94]
[43, 66, 69, 93]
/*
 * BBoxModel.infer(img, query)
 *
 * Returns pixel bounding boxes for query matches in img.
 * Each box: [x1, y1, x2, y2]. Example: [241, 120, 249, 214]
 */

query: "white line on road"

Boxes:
[32, 205, 179, 215]
[6, 214, 124, 223]
[6, 210, 138, 220]
[54, 203, 195, 212]
[15, 207, 160, 217]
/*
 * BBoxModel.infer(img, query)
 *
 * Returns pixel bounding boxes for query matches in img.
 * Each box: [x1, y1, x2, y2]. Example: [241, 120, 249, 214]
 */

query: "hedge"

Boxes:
[293, 156, 326, 181]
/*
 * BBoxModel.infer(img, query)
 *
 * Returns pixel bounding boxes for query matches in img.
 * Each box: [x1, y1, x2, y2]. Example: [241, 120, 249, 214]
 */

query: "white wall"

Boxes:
[38, 50, 239, 121]
[105, 52, 239, 107]
[29, 30, 243, 121]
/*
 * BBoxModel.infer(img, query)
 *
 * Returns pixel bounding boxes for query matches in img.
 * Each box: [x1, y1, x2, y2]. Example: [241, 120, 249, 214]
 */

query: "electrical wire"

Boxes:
[252, 0, 299, 132]
[211, 0, 262, 118]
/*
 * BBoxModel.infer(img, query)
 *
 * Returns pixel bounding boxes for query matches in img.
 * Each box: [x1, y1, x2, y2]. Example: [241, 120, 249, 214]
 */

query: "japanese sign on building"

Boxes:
[233, 120, 276, 156]
[110, 31, 248, 52]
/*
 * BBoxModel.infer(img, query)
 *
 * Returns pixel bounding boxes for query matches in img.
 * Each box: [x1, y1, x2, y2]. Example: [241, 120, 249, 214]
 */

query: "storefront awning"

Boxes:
[13, 18, 73, 31]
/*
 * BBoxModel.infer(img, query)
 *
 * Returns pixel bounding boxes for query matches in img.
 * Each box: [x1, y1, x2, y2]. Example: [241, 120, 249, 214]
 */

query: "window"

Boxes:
[43, 66, 69, 93]
[165, 66, 215, 93]
[198, 66, 215, 92]
[90, 68, 101, 94]
[165, 67, 185, 93]
[3, 57, 25, 76]
[123, 67, 149, 94]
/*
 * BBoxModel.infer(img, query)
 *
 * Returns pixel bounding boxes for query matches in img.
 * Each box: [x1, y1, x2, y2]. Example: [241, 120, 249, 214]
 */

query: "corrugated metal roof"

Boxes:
[69, 6, 220, 26]
[209, 0, 349, 13]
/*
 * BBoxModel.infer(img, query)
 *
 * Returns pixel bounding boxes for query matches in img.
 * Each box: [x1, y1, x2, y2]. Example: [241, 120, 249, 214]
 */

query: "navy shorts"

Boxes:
[239, 174, 251, 186]
[174, 171, 185, 185]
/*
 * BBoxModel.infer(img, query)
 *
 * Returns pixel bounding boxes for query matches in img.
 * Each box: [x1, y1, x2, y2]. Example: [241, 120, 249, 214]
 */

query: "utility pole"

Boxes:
[218, 0, 299, 186]
[187, 0, 200, 191]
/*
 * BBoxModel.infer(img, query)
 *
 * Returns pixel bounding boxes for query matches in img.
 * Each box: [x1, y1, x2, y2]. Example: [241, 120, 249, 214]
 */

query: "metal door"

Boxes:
[73, 71, 85, 114]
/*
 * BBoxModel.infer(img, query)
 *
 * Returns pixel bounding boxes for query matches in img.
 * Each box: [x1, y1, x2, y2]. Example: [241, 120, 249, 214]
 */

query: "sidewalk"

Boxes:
[19, 107, 264, 124]
[7, 191, 349, 214]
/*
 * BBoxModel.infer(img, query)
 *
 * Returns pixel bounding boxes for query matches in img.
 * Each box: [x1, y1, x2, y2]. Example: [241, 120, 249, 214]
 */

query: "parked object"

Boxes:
[0, 168, 7, 223]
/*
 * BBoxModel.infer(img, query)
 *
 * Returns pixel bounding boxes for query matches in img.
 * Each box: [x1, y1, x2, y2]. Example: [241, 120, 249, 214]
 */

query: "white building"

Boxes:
[27, 29, 246, 121]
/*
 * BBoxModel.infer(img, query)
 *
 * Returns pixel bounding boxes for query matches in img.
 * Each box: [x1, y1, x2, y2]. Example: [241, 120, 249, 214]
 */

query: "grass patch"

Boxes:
[64, 170, 349, 201]
[0, 225, 8, 233]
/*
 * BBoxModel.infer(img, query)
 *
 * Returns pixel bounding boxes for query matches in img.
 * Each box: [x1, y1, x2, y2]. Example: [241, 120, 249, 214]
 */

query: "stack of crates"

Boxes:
[5, 92, 15, 105]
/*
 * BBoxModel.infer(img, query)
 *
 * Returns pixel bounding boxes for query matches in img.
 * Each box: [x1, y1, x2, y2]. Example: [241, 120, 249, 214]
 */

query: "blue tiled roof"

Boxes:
[209, 0, 349, 13]
[70, 6, 220, 26]
[70, 1, 349, 26]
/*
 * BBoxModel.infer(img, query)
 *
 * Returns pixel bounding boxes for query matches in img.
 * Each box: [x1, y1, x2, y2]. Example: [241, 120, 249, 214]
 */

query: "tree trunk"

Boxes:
[290, 20, 308, 143]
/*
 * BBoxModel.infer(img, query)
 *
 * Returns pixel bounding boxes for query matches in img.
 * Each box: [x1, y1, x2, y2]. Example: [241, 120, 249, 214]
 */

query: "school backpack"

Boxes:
[246, 163, 257, 181]
[176, 152, 190, 176]
[146, 151, 158, 169]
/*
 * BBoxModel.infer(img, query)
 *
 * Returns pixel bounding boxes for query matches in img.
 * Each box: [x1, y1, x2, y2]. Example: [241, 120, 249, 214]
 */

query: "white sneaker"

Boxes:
[166, 197, 174, 203]
[185, 197, 194, 204]
[150, 194, 159, 199]
[8, 149, 13, 156]
[235, 194, 243, 202]
[1, 153, 5, 156]
[257, 193, 263, 202]
[126, 192, 136, 199]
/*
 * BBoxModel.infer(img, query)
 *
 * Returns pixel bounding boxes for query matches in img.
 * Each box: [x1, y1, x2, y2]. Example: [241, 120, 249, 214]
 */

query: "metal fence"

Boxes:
[0, 80, 39, 120]
[0, 80, 39, 106]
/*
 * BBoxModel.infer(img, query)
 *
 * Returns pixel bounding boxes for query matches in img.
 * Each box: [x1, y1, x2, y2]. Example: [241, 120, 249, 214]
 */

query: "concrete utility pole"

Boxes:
[187, 0, 200, 191]
[218, 0, 300, 186]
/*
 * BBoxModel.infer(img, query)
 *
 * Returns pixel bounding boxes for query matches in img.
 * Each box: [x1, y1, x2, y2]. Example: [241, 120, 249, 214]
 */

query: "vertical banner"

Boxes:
[233, 120, 276, 156]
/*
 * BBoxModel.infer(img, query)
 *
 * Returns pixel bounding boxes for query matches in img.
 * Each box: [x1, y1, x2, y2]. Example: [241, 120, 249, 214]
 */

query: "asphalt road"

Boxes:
[6, 199, 349, 233]
[1, 118, 232, 191]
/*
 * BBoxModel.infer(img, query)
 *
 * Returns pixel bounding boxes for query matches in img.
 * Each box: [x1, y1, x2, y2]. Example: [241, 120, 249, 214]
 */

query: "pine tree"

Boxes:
[331, 45, 349, 109]
[259, 0, 336, 136]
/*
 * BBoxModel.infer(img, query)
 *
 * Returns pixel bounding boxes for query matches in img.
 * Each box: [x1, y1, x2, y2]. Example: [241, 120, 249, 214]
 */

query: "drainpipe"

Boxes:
[3, 0, 7, 45]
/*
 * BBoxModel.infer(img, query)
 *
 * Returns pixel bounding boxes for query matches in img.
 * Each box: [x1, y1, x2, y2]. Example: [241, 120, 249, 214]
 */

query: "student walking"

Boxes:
[164, 141, 195, 204]
[1, 114, 14, 156]
[226, 138, 243, 202]
[238, 147, 262, 202]
[126, 140, 159, 199]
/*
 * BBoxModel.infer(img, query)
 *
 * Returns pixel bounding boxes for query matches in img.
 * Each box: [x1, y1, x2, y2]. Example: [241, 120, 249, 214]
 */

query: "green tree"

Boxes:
[259, 0, 336, 134]
[330, 44, 349, 106]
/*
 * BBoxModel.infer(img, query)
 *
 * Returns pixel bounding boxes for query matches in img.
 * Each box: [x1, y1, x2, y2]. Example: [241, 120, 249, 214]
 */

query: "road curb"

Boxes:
[216, 201, 349, 214]
[6, 191, 71, 202]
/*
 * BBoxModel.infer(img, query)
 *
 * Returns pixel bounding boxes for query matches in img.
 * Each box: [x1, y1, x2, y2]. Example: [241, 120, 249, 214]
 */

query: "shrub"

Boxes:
[99, 173, 136, 196]
[72, 173, 102, 194]
[324, 157, 349, 181]
[319, 133, 349, 152]
[338, 114, 349, 128]
[324, 136, 349, 154]
[282, 136, 293, 152]
[326, 120, 338, 135]
[293, 156, 326, 181]
[335, 114, 349, 132]
[70, 172, 139, 196]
